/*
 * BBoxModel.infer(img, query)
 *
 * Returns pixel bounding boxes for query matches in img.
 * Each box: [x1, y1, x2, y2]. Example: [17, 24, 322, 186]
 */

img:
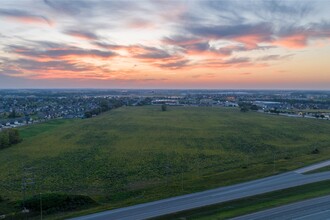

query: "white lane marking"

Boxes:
[293, 209, 330, 220]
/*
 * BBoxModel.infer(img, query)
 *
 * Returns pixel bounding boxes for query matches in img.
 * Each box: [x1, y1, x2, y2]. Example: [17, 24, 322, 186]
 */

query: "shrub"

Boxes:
[311, 148, 320, 154]
[22, 193, 97, 214]
[161, 104, 167, 111]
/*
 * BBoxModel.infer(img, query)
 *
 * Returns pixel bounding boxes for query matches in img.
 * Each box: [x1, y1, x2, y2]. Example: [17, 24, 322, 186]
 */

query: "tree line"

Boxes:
[84, 99, 123, 118]
[0, 129, 22, 149]
[239, 102, 259, 112]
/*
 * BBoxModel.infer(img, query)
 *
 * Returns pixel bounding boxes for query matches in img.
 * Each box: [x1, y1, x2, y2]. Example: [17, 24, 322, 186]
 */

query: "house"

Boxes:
[224, 101, 239, 107]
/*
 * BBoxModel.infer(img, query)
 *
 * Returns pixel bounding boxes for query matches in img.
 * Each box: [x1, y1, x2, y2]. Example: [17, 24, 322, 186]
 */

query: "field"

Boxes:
[1, 106, 330, 216]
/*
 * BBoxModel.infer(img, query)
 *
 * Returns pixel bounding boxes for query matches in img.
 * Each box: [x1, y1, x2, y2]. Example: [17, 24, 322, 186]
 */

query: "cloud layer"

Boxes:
[0, 0, 330, 88]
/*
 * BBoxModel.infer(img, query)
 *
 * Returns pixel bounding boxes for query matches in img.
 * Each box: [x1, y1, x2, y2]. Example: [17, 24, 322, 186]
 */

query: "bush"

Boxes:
[311, 148, 320, 154]
[22, 193, 96, 214]
[161, 104, 167, 111]
[0, 129, 22, 149]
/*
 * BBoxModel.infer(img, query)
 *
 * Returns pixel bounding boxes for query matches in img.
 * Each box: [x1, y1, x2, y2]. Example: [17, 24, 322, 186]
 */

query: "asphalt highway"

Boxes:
[232, 195, 330, 220]
[71, 160, 330, 220]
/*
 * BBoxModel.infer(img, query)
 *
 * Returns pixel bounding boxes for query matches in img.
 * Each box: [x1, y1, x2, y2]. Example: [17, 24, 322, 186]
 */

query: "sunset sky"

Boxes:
[0, 0, 330, 89]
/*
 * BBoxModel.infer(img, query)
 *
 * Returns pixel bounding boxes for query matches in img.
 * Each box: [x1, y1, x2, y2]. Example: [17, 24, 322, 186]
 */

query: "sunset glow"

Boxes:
[0, 0, 330, 89]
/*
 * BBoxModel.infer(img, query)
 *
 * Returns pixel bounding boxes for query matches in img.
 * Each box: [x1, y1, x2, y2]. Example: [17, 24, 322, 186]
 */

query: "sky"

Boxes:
[0, 0, 330, 89]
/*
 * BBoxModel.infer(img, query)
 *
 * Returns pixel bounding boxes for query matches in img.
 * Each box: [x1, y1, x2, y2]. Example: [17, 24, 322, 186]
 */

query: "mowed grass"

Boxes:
[1, 106, 330, 213]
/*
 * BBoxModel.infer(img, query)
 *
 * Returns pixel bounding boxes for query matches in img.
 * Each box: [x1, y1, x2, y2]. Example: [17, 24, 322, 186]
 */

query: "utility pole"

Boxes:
[22, 166, 35, 218]
[40, 193, 42, 220]
[197, 158, 200, 178]
[181, 167, 184, 192]
[165, 164, 169, 186]
[273, 151, 276, 173]
[166, 152, 170, 186]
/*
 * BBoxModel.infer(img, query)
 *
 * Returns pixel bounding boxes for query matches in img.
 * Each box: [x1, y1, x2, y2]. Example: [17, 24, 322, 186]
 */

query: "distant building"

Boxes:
[152, 99, 180, 105]
[254, 101, 282, 109]
[224, 101, 239, 107]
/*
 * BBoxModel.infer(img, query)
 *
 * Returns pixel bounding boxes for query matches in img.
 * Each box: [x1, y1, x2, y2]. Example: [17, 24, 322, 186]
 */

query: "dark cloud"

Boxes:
[257, 0, 314, 24]
[184, 42, 210, 52]
[94, 42, 124, 50]
[1, 58, 93, 72]
[164, 35, 275, 57]
[277, 23, 330, 39]
[28, 41, 65, 49]
[156, 60, 190, 69]
[0, 8, 52, 25]
[257, 54, 294, 61]
[0, 68, 22, 75]
[43, 0, 144, 17]
[64, 29, 99, 40]
[197, 56, 255, 68]
[200, 0, 246, 24]
[163, 36, 197, 45]
[95, 43, 174, 60]
[223, 57, 250, 65]
[164, 36, 233, 55]
[187, 23, 273, 41]
[132, 46, 173, 59]
[43, 0, 92, 15]
[270, 23, 330, 48]
[200, 0, 315, 26]
[172, 1, 327, 50]
[9, 45, 117, 58]
[215, 45, 246, 56]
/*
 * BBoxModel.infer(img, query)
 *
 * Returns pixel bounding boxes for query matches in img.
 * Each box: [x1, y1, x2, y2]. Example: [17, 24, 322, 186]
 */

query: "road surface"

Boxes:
[294, 160, 330, 174]
[232, 195, 330, 220]
[71, 160, 330, 220]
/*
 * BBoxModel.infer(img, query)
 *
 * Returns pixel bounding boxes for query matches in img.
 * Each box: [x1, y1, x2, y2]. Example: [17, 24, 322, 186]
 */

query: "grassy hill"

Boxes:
[1, 106, 330, 213]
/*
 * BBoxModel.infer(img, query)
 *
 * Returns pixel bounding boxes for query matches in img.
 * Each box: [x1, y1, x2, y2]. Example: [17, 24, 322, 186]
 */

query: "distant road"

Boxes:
[71, 160, 330, 220]
[232, 195, 330, 220]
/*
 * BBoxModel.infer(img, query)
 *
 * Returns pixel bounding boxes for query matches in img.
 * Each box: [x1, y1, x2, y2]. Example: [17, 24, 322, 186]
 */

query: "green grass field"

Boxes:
[1, 106, 330, 216]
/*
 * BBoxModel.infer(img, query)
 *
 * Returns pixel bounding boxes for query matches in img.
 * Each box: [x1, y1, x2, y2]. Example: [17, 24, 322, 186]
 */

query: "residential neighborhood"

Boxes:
[0, 89, 330, 130]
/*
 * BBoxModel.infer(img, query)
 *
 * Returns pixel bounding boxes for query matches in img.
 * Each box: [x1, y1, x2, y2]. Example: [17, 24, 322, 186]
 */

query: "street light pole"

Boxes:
[273, 151, 276, 173]
[40, 193, 42, 220]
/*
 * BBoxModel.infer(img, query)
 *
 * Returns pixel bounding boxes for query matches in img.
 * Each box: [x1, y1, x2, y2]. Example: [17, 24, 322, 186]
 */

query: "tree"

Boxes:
[8, 109, 17, 118]
[250, 104, 259, 111]
[238, 102, 250, 112]
[0, 132, 10, 149]
[161, 104, 167, 111]
[8, 129, 21, 144]
[0, 129, 22, 149]
[99, 100, 110, 112]
[84, 111, 92, 118]
[240, 105, 249, 112]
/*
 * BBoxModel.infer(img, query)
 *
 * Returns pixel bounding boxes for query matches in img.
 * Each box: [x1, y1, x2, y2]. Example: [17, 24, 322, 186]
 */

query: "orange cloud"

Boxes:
[232, 34, 265, 49]
[127, 19, 155, 29]
[273, 34, 308, 48]
[6, 16, 53, 26]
